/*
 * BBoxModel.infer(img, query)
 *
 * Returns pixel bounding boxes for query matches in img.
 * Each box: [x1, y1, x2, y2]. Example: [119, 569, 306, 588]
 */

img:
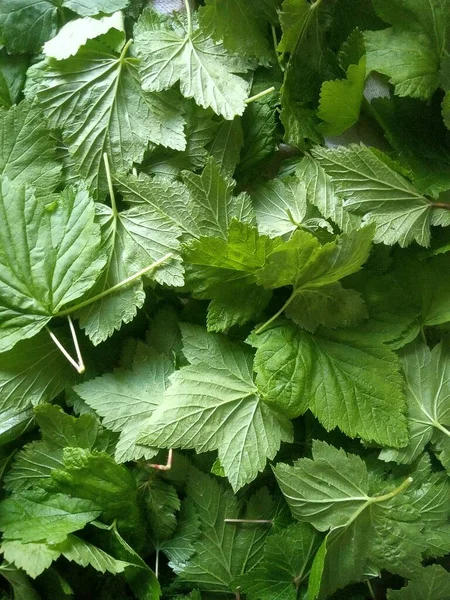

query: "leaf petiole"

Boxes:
[245, 86, 276, 105]
[54, 253, 173, 318]
[46, 316, 85, 373]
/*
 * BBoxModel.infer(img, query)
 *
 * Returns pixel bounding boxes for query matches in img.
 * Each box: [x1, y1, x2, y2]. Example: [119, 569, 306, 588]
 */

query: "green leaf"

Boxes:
[0, 489, 100, 544]
[138, 325, 293, 491]
[250, 322, 407, 446]
[0, 182, 106, 352]
[255, 226, 373, 332]
[43, 12, 125, 60]
[159, 501, 200, 571]
[0, 407, 34, 448]
[365, 0, 449, 100]
[1, 540, 61, 579]
[56, 534, 130, 574]
[178, 468, 274, 592]
[0, 101, 61, 197]
[140, 476, 180, 541]
[184, 221, 279, 331]
[0, 331, 75, 414]
[0, 50, 28, 108]
[380, 342, 450, 471]
[295, 155, 362, 233]
[199, 0, 277, 65]
[74, 346, 174, 462]
[279, 0, 335, 148]
[317, 56, 366, 136]
[50, 448, 142, 532]
[313, 144, 435, 246]
[77, 180, 184, 345]
[207, 117, 244, 175]
[274, 441, 424, 596]
[0, 0, 129, 53]
[235, 522, 323, 600]
[252, 176, 308, 237]
[135, 8, 251, 119]
[0, 563, 41, 599]
[36, 39, 185, 198]
[387, 565, 450, 599]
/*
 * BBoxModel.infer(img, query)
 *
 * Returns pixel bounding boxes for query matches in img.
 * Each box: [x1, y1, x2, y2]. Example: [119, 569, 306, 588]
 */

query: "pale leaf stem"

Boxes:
[149, 448, 173, 471]
[46, 321, 85, 374]
[245, 86, 276, 105]
[224, 519, 273, 525]
[103, 152, 117, 216]
[184, 0, 192, 36]
[54, 253, 173, 318]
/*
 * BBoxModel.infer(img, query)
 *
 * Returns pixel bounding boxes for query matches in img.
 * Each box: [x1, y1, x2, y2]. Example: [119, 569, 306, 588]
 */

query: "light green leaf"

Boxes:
[0, 331, 75, 414]
[387, 565, 450, 599]
[1, 540, 61, 578]
[182, 157, 254, 239]
[250, 322, 407, 446]
[255, 226, 373, 332]
[0, 182, 105, 353]
[74, 346, 174, 463]
[0, 101, 61, 197]
[313, 144, 434, 246]
[380, 342, 450, 471]
[184, 221, 278, 331]
[295, 155, 362, 233]
[136, 8, 251, 119]
[199, 0, 276, 64]
[318, 56, 366, 136]
[57, 534, 130, 574]
[77, 182, 184, 344]
[36, 39, 185, 198]
[253, 177, 307, 237]
[0, 407, 34, 448]
[0, 489, 100, 544]
[365, 0, 449, 100]
[138, 325, 293, 491]
[3, 442, 64, 493]
[43, 12, 125, 60]
[0, 0, 129, 53]
[179, 469, 274, 592]
[235, 523, 323, 600]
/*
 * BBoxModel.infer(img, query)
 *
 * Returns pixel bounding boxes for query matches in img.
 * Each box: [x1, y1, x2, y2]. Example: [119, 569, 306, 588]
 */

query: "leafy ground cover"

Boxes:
[1, 0, 450, 598]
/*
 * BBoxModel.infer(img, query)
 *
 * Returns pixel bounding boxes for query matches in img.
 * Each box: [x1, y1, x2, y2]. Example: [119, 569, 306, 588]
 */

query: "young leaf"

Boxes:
[255, 226, 373, 332]
[36, 39, 185, 198]
[317, 56, 366, 136]
[313, 144, 435, 246]
[184, 221, 279, 331]
[137, 325, 293, 491]
[74, 346, 174, 462]
[0, 181, 106, 352]
[135, 8, 252, 119]
[250, 322, 407, 447]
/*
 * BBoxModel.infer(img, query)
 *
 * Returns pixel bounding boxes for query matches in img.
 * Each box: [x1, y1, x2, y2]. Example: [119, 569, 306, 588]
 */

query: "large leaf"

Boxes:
[74, 345, 174, 462]
[138, 325, 293, 491]
[387, 565, 450, 599]
[313, 144, 436, 246]
[135, 8, 251, 119]
[36, 39, 185, 198]
[0, 181, 106, 352]
[250, 322, 407, 447]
